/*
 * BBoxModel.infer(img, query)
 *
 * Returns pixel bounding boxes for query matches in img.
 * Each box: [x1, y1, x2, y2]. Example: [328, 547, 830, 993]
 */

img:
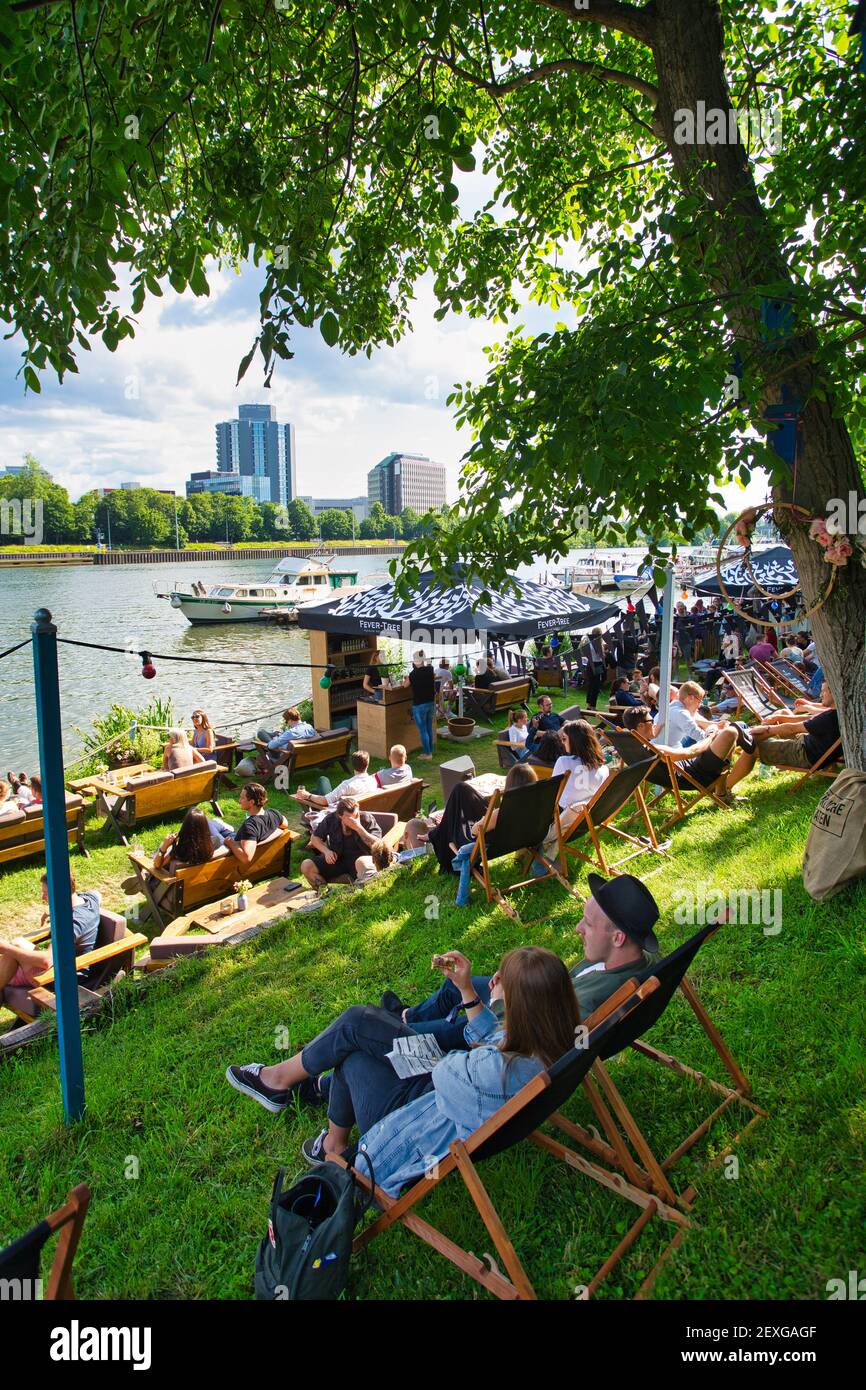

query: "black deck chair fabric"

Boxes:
[458, 984, 652, 1163]
[483, 773, 567, 860]
[564, 760, 656, 840]
[604, 728, 657, 771]
[766, 658, 809, 697]
[0, 1219, 51, 1281]
[722, 669, 781, 720]
[594, 924, 717, 1061]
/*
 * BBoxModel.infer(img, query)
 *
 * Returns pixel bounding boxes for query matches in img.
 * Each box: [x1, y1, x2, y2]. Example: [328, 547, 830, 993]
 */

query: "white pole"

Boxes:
[658, 563, 675, 746]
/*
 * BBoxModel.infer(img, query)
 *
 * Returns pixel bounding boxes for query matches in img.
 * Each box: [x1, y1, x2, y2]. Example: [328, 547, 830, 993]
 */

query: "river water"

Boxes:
[0, 546, 661, 771]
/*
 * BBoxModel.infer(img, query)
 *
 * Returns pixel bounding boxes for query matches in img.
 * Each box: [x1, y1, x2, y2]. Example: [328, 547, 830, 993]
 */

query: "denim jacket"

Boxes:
[356, 1005, 544, 1198]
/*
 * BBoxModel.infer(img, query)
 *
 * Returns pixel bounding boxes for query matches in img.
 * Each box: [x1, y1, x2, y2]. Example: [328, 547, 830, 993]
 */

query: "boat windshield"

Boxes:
[215, 587, 235, 598]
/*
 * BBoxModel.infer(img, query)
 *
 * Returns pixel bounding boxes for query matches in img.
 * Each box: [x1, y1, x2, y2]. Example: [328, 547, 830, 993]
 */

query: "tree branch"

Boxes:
[441, 54, 657, 102]
[537, 0, 657, 47]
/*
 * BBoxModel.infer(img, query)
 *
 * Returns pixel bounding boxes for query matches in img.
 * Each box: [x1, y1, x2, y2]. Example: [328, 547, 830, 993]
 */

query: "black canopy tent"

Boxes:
[692, 545, 800, 599]
[296, 570, 627, 642]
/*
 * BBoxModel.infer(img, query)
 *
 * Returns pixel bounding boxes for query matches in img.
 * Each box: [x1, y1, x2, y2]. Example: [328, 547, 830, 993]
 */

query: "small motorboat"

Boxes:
[156, 554, 373, 624]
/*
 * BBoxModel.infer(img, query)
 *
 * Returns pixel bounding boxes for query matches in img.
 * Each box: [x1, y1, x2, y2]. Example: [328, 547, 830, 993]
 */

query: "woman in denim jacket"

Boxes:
[228, 946, 581, 1198]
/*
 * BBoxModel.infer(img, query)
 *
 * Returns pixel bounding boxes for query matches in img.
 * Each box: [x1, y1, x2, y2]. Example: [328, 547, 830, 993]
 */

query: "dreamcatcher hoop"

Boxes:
[715, 502, 837, 627]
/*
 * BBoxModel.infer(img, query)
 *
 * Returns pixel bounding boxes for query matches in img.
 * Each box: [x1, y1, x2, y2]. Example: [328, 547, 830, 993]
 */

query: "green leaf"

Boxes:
[320, 311, 339, 346]
[23, 365, 41, 393]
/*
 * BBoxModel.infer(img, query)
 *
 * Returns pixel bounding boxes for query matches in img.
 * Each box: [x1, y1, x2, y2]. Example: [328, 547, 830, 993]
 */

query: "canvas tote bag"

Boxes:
[803, 769, 866, 901]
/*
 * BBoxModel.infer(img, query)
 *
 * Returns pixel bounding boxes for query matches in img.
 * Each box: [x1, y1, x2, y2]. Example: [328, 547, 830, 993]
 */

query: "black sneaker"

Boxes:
[296, 1074, 326, 1107]
[731, 720, 756, 754]
[225, 1063, 291, 1114]
[301, 1129, 329, 1165]
[380, 990, 408, 1016]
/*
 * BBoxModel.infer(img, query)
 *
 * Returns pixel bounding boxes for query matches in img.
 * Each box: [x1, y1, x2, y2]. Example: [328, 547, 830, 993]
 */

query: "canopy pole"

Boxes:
[657, 565, 676, 747]
[31, 608, 85, 1123]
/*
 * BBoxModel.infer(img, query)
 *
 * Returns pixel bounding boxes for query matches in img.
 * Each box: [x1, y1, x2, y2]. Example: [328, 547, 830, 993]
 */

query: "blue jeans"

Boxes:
[405, 976, 492, 1053]
[411, 701, 435, 755]
[300, 1005, 432, 1132]
[452, 840, 476, 905]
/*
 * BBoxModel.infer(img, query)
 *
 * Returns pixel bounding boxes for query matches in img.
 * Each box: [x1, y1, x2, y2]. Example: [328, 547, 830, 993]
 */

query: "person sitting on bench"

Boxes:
[0, 874, 101, 998]
[374, 744, 413, 789]
[224, 876, 661, 1140]
[227, 944, 582, 1187]
[622, 706, 745, 804]
[525, 694, 564, 753]
[292, 751, 377, 828]
[153, 807, 234, 873]
[161, 728, 205, 772]
[299, 796, 382, 889]
[221, 783, 288, 867]
[724, 684, 840, 790]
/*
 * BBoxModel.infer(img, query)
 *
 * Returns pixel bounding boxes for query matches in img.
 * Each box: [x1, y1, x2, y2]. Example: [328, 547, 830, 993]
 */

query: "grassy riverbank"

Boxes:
[1, 691, 864, 1300]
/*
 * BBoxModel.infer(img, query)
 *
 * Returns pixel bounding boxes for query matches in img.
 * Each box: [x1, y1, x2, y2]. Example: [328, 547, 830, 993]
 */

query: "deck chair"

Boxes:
[758, 656, 808, 696]
[559, 759, 670, 879]
[597, 718, 730, 830]
[721, 667, 790, 721]
[0, 1184, 90, 1299]
[454, 772, 571, 919]
[332, 976, 667, 1301]
[556, 924, 766, 1295]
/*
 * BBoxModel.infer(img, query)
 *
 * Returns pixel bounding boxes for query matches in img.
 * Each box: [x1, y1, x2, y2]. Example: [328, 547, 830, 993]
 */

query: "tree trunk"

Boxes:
[650, 0, 866, 768]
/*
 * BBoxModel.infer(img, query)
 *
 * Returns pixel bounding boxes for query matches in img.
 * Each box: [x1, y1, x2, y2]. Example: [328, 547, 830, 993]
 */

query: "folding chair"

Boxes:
[334, 977, 673, 1301]
[559, 759, 671, 879]
[0, 1184, 90, 1299]
[453, 773, 571, 919]
[555, 924, 766, 1295]
[721, 667, 791, 720]
[755, 657, 811, 700]
[597, 718, 730, 830]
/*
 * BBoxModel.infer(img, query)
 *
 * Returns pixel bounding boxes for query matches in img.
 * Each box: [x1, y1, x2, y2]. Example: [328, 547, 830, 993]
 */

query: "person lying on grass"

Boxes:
[227, 944, 581, 1194]
[0, 873, 100, 999]
[225, 874, 660, 1120]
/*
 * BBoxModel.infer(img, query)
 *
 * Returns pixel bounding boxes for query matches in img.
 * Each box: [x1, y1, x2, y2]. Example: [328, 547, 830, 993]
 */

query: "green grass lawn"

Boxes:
[1, 687, 864, 1301]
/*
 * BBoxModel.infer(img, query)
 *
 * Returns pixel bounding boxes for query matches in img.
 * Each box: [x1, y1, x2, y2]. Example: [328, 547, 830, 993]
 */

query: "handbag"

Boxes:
[254, 1152, 376, 1300]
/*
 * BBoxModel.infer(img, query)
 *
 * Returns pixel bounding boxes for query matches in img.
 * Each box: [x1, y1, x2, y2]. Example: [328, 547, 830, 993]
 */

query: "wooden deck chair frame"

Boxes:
[721, 667, 789, 722]
[753, 656, 811, 700]
[552, 925, 766, 1296]
[332, 977, 684, 1302]
[0, 1184, 92, 1299]
[593, 713, 730, 831]
[559, 758, 671, 879]
[453, 773, 572, 920]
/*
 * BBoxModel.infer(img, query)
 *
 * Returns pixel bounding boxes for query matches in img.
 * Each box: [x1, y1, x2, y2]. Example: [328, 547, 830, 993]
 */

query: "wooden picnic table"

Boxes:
[140, 876, 317, 969]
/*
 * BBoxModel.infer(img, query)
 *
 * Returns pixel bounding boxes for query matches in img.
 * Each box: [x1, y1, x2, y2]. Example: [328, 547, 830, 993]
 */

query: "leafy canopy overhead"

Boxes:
[1, 0, 864, 584]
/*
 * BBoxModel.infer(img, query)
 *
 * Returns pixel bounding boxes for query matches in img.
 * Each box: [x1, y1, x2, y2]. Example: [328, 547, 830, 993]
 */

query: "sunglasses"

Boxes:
[192, 713, 203, 720]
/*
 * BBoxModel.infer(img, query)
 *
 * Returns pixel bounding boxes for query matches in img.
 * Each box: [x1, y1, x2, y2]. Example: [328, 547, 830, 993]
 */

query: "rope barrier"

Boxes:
[0, 639, 29, 661]
[55, 637, 404, 670]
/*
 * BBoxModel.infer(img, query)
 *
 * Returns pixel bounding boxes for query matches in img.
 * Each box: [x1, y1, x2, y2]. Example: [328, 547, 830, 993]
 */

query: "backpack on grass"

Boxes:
[254, 1156, 374, 1301]
[803, 770, 866, 901]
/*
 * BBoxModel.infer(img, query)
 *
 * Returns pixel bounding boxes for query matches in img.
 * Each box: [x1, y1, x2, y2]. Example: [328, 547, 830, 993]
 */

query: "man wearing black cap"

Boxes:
[381, 873, 661, 1047]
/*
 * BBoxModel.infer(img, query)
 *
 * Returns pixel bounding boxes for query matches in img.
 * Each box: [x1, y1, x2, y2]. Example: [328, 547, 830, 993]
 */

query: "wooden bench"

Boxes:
[124, 825, 298, 932]
[0, 908, 147, 1024]
[249, 728, 354, 787]
[463, 678, 532, 720]
[90, 760, 223, 845]
[0, 794, 88, 869]
[534, 665, 564, 690]
[357, 778, 425, 821]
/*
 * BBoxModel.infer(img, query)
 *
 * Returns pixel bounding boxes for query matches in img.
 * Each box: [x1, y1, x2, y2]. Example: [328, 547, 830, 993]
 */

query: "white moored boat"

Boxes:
[156, 554, 372, 624]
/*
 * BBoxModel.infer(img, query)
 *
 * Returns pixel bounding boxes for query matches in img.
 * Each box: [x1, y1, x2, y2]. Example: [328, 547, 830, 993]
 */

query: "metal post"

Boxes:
[106, 496, 111, 551]
[31, 608, 85, 1122]
[174, 493, 180, 550]
[658, 564, 675, 746]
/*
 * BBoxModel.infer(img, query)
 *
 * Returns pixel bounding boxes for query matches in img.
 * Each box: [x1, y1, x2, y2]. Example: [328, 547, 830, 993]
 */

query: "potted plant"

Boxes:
[447, 715, 476, 740]
[235, 879, 252, 911]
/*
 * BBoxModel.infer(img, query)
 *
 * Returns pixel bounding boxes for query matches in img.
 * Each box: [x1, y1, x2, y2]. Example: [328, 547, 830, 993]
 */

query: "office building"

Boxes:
[367, 452, 446, 515]
[186, 471, 271, 503]
[298, 495, 369, 523]
[214, 404, 297, 507]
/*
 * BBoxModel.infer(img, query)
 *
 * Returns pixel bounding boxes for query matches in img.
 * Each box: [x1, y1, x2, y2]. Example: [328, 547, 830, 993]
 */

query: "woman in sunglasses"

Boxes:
[190, 709, 215, 754]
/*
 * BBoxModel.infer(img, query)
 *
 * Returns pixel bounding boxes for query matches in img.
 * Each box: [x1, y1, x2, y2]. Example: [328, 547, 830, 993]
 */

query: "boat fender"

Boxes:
[170, 594, 183, 608]
[223, 602, 232, 614]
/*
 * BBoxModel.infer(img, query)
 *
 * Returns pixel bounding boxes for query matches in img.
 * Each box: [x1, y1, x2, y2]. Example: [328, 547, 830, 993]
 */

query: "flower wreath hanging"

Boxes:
[716, 502, 839, 627]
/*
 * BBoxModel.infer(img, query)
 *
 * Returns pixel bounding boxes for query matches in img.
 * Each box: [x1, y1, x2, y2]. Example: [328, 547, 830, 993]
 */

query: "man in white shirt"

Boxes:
[374, 744, 413, 788]
[293, 751, 378, 828]
[653, 680, 719, 748]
